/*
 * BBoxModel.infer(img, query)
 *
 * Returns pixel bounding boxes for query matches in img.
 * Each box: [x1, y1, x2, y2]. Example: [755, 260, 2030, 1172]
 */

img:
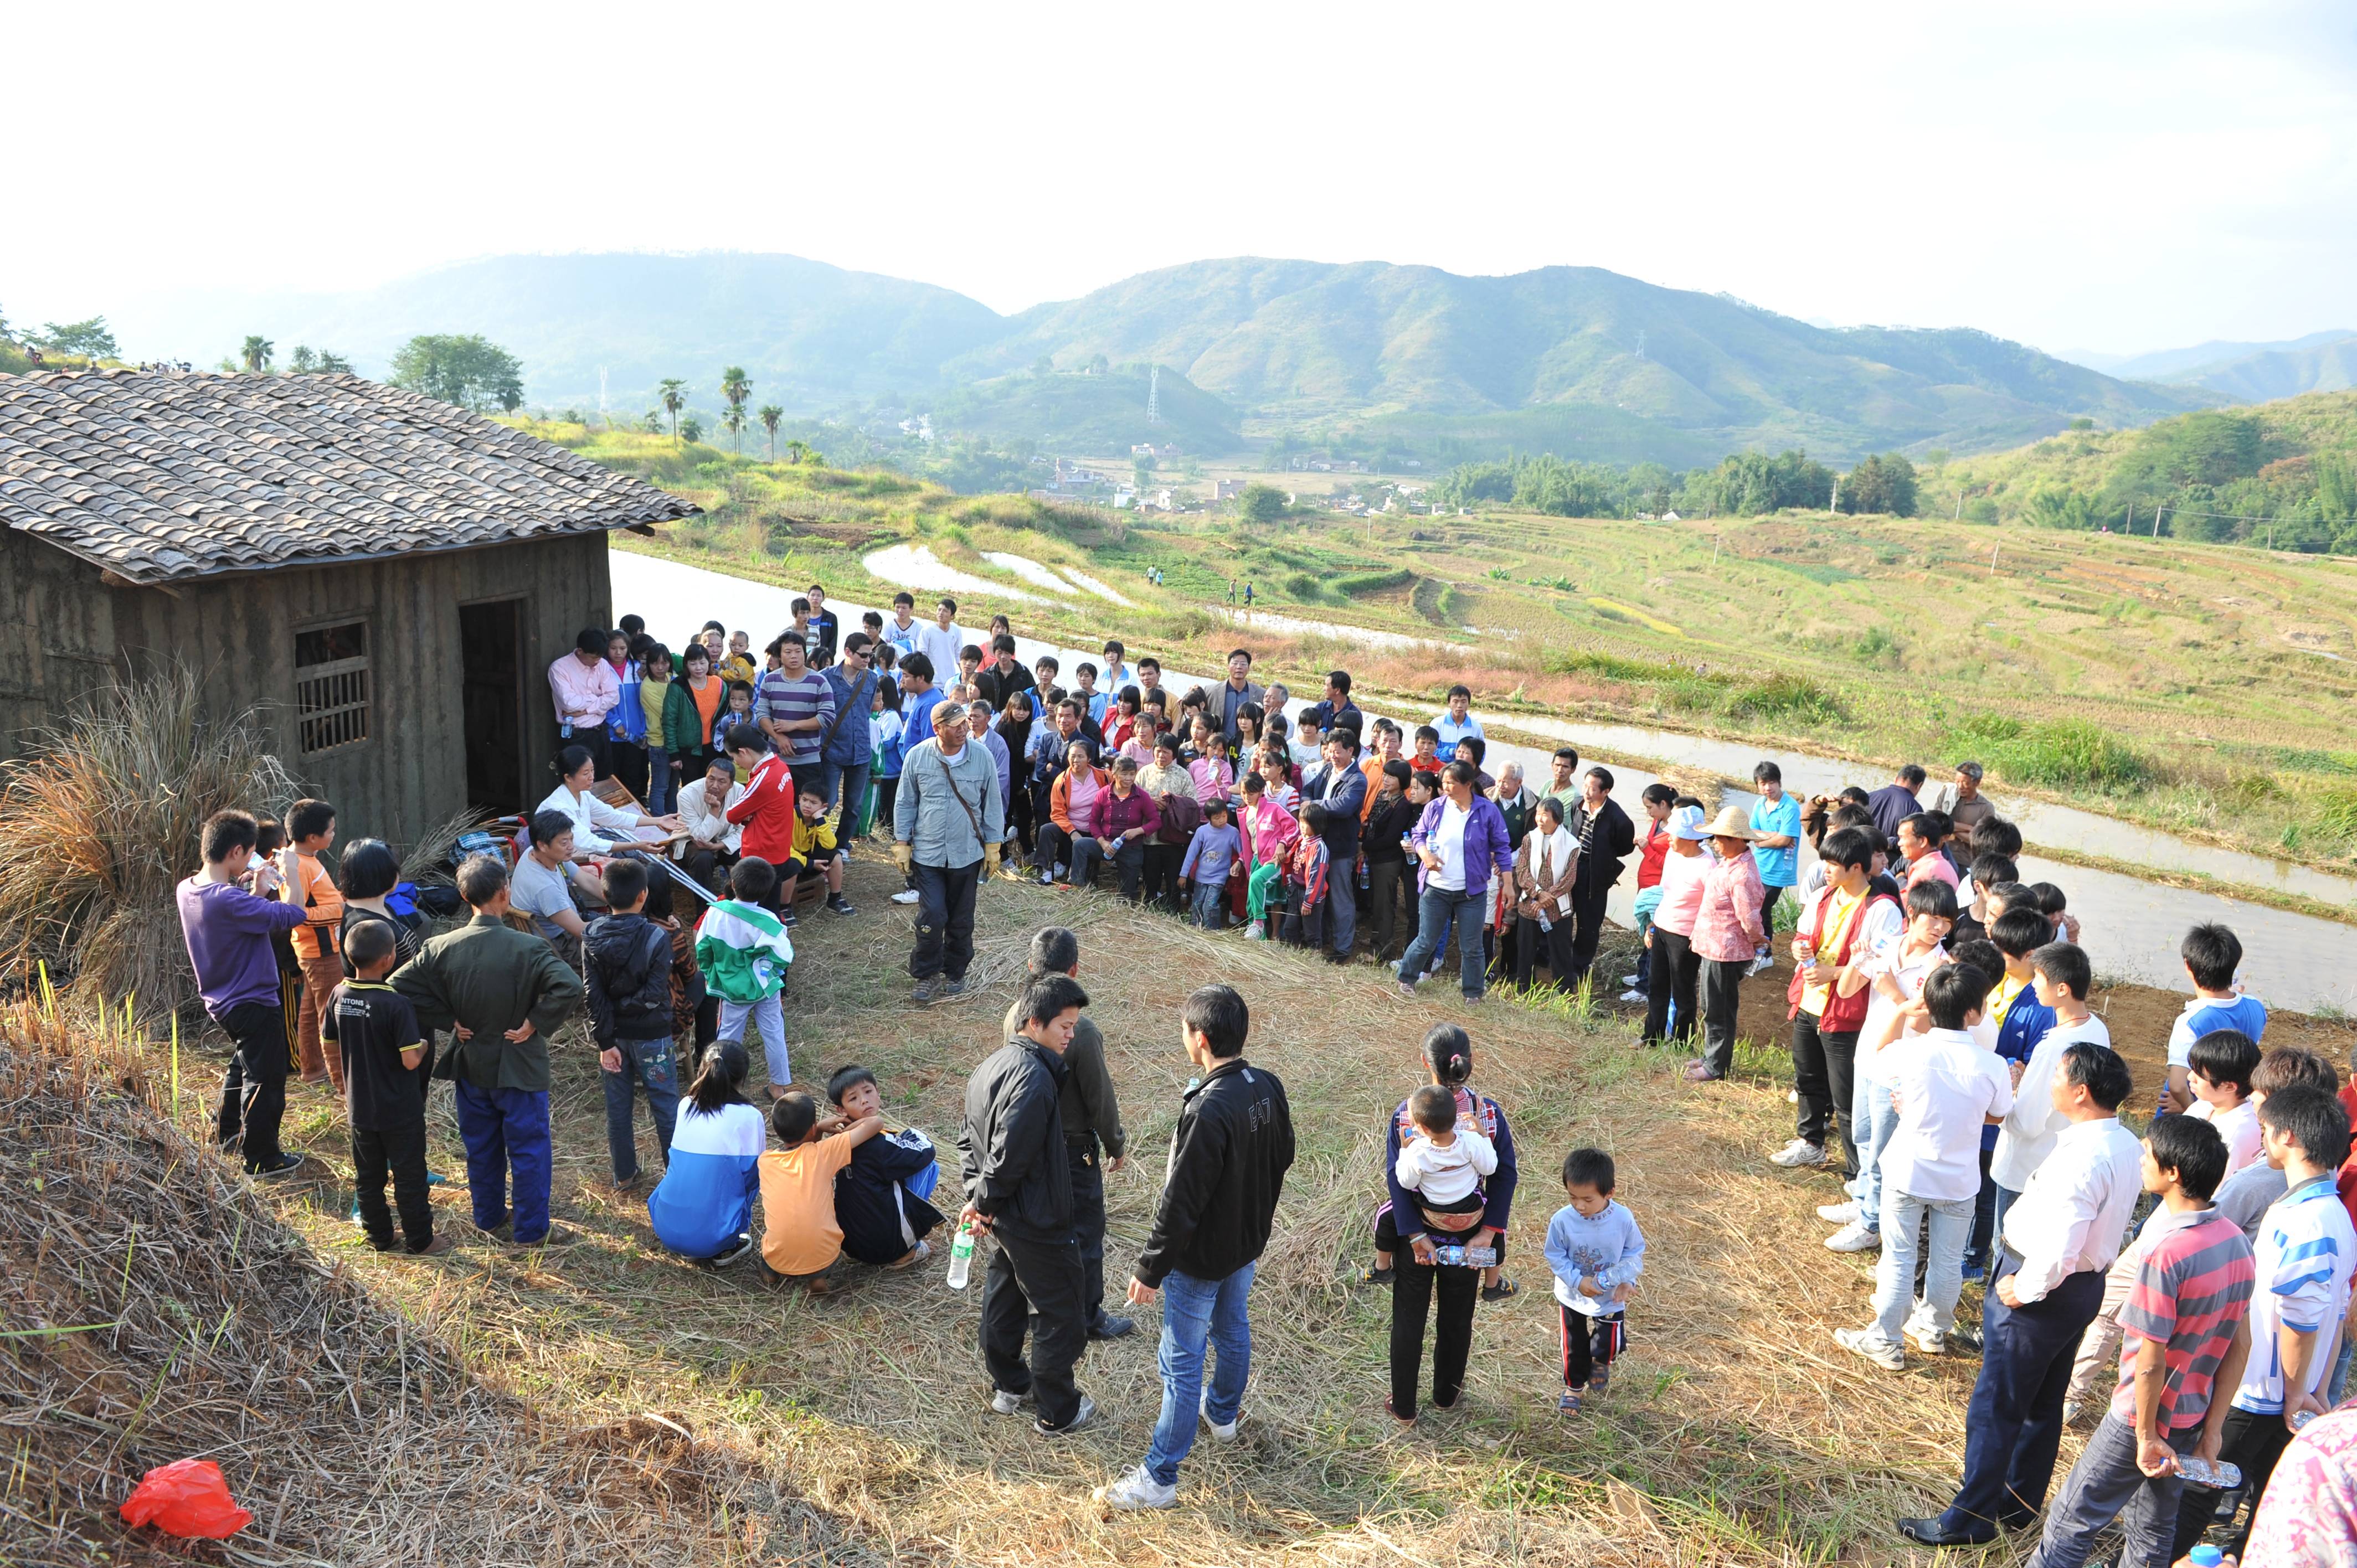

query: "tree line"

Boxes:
[1426, 448, 1920, 520]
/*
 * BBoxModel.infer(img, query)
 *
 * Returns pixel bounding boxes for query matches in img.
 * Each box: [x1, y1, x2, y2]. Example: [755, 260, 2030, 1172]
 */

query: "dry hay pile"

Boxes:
[0, 1007, 861, 1567]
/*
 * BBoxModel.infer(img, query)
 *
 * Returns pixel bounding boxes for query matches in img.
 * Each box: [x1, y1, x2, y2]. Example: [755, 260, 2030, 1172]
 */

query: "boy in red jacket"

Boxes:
[724, 726, 797, 916]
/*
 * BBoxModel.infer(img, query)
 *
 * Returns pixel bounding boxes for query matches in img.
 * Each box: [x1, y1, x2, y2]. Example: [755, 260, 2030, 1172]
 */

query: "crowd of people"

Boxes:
[165, 584, 2357, 1550]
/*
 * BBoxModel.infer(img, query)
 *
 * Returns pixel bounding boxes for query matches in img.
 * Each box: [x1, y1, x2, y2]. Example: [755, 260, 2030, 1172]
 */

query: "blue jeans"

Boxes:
[602, 1036, 680, 1182]
[1851, 1079, 1900, 1231]
[1144, 1262, 1255, 1487]
[453, 1080, 552, 1242]
[1191, 878, 1227, 929]
[1866, 1187, 1975, 1350]
[644, 747, 674, 813]
[819, 759, 870, 844]
[1397, 886, 1486, 999]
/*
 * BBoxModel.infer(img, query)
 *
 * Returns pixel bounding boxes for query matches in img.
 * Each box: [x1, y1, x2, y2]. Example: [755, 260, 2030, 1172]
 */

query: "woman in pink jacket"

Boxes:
[1685, 806, 1768, 1082]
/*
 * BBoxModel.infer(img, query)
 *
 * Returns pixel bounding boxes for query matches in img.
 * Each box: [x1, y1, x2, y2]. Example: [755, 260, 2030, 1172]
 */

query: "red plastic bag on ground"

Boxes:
[119, 1459, 254, 1539]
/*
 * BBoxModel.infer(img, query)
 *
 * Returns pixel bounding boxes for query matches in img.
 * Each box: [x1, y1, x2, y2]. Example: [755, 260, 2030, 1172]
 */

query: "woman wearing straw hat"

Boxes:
[1681, 806, 1770, 1083]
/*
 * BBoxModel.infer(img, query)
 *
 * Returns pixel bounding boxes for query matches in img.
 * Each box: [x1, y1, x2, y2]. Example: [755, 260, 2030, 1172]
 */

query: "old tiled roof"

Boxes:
[0, 369, 697, 584]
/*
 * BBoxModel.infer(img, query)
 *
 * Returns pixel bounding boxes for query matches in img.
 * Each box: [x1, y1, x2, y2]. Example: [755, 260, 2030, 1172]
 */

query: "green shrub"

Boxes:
[1283, 571, 1322, 600]
[1544, 649, 1708, 684]
[1947, 713, 2153, 792]
[1726, 675, 1847, 726]
[1335, 568, 1414, 596]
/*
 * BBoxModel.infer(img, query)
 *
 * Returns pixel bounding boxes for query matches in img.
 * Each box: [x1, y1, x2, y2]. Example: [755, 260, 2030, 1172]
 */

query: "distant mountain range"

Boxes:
[106, 251, 2222, 467]
[2060, 329, 2357, 401]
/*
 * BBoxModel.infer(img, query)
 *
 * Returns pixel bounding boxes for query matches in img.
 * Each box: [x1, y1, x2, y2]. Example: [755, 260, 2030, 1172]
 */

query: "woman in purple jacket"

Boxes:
[1393, 761, 1515, 1003]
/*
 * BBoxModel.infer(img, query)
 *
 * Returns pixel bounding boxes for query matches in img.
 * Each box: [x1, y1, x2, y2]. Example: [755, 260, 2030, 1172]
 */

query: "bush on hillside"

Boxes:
[1725, 674, 1847, 727]
[1947, 713, 2153, 793]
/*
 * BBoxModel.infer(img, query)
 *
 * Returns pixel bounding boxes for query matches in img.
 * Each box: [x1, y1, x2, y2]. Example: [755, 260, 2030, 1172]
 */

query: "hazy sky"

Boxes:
[11, 2, 2355, 356]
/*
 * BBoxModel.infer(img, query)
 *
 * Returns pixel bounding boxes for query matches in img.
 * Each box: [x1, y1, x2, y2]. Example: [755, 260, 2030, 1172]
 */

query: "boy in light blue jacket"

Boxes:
[1543, 1147, 1646, 1414]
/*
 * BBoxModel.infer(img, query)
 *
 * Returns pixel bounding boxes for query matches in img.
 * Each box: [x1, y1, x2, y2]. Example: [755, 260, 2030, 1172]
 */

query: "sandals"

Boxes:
[1557, 1390, 1583, 1415]
[1382, 1394, 1416, 1426]
[1480, 1276, 1520, 1303]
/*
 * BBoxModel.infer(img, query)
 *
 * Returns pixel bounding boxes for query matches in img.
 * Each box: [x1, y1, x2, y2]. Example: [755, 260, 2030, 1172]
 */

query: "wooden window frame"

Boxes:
[292, 617, 373, 756]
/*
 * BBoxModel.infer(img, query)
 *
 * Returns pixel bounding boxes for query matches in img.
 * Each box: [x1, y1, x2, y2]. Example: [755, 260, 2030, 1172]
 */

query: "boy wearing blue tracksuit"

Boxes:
[1543, 1147, 1646, 1414]
[1179, 801, 1242, 930]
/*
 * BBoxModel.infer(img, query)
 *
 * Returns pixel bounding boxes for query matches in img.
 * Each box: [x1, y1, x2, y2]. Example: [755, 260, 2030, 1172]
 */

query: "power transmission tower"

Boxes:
[598, 368, 608, 417]
[1634, 330, 1646, 361]
[1146, 364, 1161, 425]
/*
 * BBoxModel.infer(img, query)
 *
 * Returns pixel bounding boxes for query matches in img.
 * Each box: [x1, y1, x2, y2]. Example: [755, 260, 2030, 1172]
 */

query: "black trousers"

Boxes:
[1390, 1250, 1479, 1419]
[1034, 821, 1074, 876]
[354, 1119, 434, 1251]
[2169, 1402, 2299, 1564]
[1645, 926, 1700, 1045]
[1792, 1012, 1860, 1176]
[1007, 777, 1038, 855]
[569, 725, 612, 779]
[213, 1000, 289, 1172]
[1141, 843, 1183, 910]
[1066, 1137, 1109, 1329]
[1939, 1261, 2105, 1536]
[1366, 858, 1408, 958]
[1566, 885, 1611, 983]
[614, 739, 649, 801]
[1512, 914, 1574, 990]
[910, 858, 980, 982]
[1561, 1305, 1624, 1388]
[979, 1229, 1089, 1428]
[1699, 956, 1747, 1076]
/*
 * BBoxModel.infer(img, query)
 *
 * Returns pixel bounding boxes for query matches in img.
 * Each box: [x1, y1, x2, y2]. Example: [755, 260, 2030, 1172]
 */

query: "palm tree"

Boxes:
[240, 335, 274, 373]
[758, 405, 784, 462]
[784, 439, 810, 466]
[721, 404, 745, 454]
[719, 365, 752, 415]
[657, 378, 687, 442]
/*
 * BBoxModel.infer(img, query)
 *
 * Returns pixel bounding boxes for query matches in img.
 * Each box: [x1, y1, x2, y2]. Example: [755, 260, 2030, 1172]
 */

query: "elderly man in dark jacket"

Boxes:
[1300, 730, 1367, 963]
[393, 854, 585, 1246]
[1564, 765, 1637, 986]
[1093, 984, 1294, 1512]
[959, 972, 1097, 1436]
[1002, 927, 1132, 1340]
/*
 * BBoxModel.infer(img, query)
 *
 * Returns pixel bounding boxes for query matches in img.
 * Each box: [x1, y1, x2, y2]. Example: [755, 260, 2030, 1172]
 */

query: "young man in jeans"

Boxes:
[177, 809, 311, 1177]
[2023, 1113, 2254, 1568]
[1836, 963, 2014, 1370]
[1095, 984, 1295, 1510]
[1747, 761, 1802, 975]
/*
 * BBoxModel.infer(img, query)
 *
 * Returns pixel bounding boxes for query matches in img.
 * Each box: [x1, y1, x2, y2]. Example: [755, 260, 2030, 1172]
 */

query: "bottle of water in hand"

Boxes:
[945, 1220, 977, 1291]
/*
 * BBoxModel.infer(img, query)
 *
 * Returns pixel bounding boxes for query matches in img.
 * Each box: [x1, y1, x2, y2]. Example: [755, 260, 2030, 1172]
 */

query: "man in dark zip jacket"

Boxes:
[959, 973, 1097, 1436]
[582, 859, 696, 1191]
[1095, 984, 1295, 1511]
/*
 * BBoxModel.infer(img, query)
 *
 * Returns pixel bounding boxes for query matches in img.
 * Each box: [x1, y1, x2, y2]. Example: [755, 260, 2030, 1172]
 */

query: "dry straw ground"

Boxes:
[13, 853, 2158, 1566]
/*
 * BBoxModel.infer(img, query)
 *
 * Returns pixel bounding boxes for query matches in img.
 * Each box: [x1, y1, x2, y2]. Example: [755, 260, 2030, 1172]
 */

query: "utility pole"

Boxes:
[1990, 541, 2000, 575]
[2153, 505, 2161, 539]
[1146, 364, 1161, 426]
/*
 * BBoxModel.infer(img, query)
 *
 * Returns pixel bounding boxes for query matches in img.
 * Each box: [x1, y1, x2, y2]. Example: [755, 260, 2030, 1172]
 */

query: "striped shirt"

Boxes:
[2113, 1206, 2257, 1431]
[756, 669, 836, 766]
[2232, 1175, 2356, 1415]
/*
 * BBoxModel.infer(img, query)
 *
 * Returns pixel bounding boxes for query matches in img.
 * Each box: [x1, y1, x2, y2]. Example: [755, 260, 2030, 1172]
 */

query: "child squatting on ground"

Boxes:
[1543, 1147, 1645, 1414]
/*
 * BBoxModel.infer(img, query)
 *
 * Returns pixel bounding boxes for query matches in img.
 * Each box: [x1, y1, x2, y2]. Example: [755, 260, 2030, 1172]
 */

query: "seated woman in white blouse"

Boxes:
[537, 745, 685, 865]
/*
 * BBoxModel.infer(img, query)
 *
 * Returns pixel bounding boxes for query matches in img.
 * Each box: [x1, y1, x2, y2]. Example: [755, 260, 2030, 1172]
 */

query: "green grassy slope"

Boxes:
[927, 363, 1239, 455]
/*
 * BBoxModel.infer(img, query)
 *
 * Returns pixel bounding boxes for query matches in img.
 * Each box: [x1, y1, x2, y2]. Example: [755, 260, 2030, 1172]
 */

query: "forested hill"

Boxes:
[111, 252, 2212, 466]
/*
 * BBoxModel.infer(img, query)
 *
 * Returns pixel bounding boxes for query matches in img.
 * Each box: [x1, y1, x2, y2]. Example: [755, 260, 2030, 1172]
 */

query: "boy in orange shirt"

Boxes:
[758, 1090, 886, 1292]
[282, 798, 347, 1091]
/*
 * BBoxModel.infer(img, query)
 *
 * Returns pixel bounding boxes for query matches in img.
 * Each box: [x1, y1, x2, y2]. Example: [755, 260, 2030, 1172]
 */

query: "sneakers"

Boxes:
[910, 977, 939, 1004]
[779, 906, 797, 927]
[1834, 1327, 1906, 1371]
[709, 1237, 755, 1267]
[826, 894, 856, 916]
[1245, 922, 1267, 940]
[1093, 1463, 1177, 1512]
[1748, 952, 1776, 977]
[1395, 980, 1418, 1000]
[1089, 1314, 1135, 1340]
[1681, 1061, 1723, 1082]
[249, 1151, 307, 1179]
[1905, 1323, 1948, 1356]
[935, 977, 968, 1001]
[1620, 973, 1639, 987]
[1817, 1200, 1860, 1224]
[1769, 1139, 1829, 1169]
[1200, 1387, 1241, 1443]
[989, 1386, 1036, 1416]
[890, 888, 921, 905]
[513, 1223, 578, 1247]
[1824, 1221, 1881, 1253]
[1618, 988, 1646, 1003]
[884, 1240, 933, 1271]
[2060, 1399, 2085, 1428]
[1036, 1394, 1098, 1437]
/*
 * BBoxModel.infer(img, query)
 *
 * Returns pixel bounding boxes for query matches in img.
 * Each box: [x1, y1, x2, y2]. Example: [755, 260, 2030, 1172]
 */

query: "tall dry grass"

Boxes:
[0, 666, 292, 1019]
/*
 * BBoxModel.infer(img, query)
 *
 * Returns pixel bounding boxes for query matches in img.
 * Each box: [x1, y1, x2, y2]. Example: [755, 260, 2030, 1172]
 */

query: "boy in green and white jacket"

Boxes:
[694, 857, 794, 1097]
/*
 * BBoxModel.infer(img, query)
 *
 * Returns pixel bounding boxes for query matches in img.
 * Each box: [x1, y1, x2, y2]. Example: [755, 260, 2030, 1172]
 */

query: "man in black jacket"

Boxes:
[1094, 984, 1294, 1512]
[1565, 765, 1637, 986]
[959, 973, 1097, 1436]
[1001, 927, 1133, 1340]
[1300, 731, 1367, 963]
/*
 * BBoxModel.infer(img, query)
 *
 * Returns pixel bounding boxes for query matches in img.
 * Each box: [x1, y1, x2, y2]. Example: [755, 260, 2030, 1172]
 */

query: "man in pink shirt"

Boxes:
[1898, 812, 1961, 890]
[549, 627, 620, 779]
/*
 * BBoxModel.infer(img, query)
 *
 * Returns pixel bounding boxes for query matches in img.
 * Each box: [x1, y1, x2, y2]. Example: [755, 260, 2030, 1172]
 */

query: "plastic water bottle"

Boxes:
[2189, 1546, 2225, 1568]
[944, 1221, 976, 1291]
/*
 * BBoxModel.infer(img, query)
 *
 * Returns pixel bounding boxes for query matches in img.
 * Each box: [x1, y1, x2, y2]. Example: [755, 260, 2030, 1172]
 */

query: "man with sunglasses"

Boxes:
[821, 632, 879, 850]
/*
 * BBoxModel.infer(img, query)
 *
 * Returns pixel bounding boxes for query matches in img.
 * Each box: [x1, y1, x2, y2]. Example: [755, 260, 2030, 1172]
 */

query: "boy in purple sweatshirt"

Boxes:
[177, 809, 311, 1176]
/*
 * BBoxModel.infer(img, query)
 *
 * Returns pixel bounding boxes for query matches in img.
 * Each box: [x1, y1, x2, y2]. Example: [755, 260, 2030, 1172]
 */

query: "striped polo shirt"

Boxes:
[2113, 1205, 2257, 1431]
[757, 669, 835, 767]
[2232, 1175, 2356, 1415]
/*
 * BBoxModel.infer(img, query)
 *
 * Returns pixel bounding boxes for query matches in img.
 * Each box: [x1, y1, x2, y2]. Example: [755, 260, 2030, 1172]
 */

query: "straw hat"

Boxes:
[1704, 804, 1758, 841]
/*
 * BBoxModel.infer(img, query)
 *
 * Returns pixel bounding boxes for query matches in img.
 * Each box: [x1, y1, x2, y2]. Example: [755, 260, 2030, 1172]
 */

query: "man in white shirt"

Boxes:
[882, 592, 923, 660]
[1837, 964, 2014, 1371]
[914, 596, 968, 682]
[1990, 944, 2113, 1201]
[2163, 1085, 2356, 1566]
[1898, 1039, 2140, 1546]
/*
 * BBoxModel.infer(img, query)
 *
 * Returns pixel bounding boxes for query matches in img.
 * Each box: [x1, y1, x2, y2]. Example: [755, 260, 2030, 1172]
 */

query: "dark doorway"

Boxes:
[459, 599, 526, 813]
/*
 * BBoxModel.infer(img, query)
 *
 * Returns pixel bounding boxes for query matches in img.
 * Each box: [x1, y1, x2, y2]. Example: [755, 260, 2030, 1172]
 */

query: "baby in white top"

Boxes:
[1395, 1084, 1498, 1209]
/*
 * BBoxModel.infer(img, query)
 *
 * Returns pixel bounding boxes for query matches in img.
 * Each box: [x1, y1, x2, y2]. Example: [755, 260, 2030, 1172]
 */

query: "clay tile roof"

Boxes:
[0, 369, 697, 584]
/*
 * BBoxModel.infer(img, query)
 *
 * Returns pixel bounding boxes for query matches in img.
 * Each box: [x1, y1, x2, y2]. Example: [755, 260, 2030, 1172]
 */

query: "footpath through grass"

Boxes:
[225, 852, 2070, 1566]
